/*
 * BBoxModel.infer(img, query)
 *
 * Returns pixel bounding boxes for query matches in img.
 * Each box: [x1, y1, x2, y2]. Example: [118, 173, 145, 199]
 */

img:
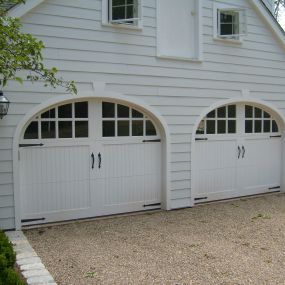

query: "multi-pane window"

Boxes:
[109, 0, 139, 24]
[218, 10, 239, 37]
[24, 102, 89, 139]
[245, 105, 279, 134]
[196, 105, 236, 135]
[102, 102, 157, 137]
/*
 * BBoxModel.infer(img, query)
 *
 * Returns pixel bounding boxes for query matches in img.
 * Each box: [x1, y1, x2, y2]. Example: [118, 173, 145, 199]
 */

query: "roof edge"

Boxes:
[249, 0, 285, 48]
[8, 0, 45, 18]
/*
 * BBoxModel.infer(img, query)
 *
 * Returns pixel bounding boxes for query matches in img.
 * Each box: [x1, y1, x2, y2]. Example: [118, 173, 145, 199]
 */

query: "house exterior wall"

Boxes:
[0, 0, 285, 229]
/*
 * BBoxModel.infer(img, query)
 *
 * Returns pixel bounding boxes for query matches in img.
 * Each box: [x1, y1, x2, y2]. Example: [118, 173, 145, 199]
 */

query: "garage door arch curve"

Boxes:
[13, 88, 170, 229]
[191, 98, 285, 205]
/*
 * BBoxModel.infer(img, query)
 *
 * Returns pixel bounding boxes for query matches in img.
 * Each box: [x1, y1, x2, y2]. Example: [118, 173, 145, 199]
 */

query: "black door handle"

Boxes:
[91, 153, 95, 169]
[98, 152, 102, 169]
[242, 146, 245, 158]
[238, 146, 241, 159]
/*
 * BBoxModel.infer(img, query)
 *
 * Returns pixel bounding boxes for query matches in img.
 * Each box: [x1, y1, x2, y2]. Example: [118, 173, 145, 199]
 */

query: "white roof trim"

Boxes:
[249, 0, 285, 48]
[8, 0, 45, 18]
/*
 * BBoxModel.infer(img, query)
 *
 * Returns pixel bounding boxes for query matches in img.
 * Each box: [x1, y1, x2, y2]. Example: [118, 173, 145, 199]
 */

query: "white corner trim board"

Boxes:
[8, 0, 45, 18]
[12, 84, 171, 230]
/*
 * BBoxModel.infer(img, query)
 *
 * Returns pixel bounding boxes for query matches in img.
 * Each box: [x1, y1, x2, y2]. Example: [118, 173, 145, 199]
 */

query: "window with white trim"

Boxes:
[214, 3, 247, 41]
[102, 0, 142, 27]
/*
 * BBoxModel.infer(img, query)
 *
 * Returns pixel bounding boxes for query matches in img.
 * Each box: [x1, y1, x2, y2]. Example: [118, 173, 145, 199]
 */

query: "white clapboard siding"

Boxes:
[0, 0, 284, 229]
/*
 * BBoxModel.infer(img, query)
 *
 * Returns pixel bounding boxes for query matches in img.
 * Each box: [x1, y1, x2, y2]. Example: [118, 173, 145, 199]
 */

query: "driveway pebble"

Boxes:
[25, 193, 285, 285]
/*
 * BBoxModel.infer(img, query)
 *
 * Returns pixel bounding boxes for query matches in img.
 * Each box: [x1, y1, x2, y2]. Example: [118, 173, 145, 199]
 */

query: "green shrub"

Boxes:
[0, 231, 25, 285]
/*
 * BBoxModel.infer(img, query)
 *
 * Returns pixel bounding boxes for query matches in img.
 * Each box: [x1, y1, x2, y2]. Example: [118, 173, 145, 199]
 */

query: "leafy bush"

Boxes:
[0, 231, 25, 285]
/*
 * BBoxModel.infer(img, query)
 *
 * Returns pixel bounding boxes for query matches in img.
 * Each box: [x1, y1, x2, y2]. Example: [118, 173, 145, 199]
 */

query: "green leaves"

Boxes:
[0, 2, 77, 94]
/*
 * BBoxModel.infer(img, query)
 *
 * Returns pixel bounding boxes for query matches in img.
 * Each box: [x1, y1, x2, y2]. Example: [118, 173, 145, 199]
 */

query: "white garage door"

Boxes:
[20, 100, 162, 225]
[193, 103, 281, 203]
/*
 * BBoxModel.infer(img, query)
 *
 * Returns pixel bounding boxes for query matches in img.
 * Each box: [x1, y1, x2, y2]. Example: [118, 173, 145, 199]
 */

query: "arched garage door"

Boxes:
[193, 103, 282, 203]
[19, 99, 162, 225]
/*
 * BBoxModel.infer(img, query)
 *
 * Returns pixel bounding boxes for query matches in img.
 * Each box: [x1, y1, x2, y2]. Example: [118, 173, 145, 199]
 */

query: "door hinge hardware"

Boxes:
[21, 218, 45, 223]
[19, 143, 44, 147]
[194, 197, 208, 201]
[270, 135, 281, 138]
[142, 139, 161, 143]
[143, 203, 161, 207]
[268, 186, 280, 190]
[195, 138, 208, 141]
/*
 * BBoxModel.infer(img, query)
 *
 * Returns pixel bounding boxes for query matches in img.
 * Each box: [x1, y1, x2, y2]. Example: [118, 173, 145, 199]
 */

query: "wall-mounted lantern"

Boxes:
[0, 91, 10, 119]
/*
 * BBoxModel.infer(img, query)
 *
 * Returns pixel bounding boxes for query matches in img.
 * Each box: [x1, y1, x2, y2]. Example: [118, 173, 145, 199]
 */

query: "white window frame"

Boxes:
[102, 0, 143, 30]
[213, 3, 247, 43]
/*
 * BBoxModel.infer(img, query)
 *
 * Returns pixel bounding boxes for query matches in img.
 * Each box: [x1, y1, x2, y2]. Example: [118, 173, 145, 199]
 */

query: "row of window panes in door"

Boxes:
[24, 102, 157, 139]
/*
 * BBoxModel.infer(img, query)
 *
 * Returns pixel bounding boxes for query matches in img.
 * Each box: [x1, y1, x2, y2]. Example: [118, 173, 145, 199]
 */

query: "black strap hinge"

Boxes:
[195, 138, 208, 141]
[270, 135, 281, 138]
[194, 197, 208, 201]
[268, 186, 280, 190]
[142, 139, 161, 143]
[21, 218, 45, 223]
[143, 203, 161, 208]
[19, 143, 44, 147]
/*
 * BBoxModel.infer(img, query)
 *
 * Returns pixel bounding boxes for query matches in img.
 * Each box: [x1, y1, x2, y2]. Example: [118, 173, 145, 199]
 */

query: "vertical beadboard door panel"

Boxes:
[20, 144, 93, 223]
[193, 138, 238, 202]
[238, 137, 281, 195]
[95, 141, 162, 215]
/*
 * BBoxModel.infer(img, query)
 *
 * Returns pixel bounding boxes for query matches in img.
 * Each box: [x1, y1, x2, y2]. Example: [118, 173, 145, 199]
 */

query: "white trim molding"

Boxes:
[12, 83, 171, 229]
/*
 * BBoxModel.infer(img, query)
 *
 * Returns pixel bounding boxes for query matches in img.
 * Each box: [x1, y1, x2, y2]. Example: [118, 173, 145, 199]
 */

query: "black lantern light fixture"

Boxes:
[0, 91, 10, 119]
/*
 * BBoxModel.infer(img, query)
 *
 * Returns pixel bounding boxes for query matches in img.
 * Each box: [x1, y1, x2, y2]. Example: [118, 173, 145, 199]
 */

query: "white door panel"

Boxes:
[238, 137, 281, 195]
[20, 145, 92, 223]
[96, 142, 162, 214]
[194, 139, 237, 201]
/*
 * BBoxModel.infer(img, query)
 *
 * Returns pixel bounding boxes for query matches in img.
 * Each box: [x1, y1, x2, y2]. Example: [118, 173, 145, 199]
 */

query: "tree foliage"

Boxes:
[274, 0, 285, 22]
[0, 0, 77, 94]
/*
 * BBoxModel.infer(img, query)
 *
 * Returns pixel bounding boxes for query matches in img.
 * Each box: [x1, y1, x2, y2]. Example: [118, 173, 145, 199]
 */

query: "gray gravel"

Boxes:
[25, 193, 285, 285]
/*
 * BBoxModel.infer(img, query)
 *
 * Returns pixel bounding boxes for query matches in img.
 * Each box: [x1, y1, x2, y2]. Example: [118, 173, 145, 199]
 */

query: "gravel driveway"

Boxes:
[25, 193, 285, 285]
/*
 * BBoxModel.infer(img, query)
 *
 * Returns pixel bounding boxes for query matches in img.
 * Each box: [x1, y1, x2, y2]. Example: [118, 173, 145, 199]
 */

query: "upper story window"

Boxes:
[214, 3, 247, 42]
[102, 0, 142, 28]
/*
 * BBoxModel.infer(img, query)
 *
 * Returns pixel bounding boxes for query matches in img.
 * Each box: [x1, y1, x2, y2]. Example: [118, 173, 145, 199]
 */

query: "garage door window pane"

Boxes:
[132, 120, 143, 136]
[207, 110, 215, 118]
[217, 107, 226, 118]
[206, 120, 215, 134]
[228, 105, 236, 118]
[228, 120, 236, 134]
[254, 120, 262, 133]
[75, 121, 88, 138]
[103, 102, 115, 118]
[255, 108, 262, 118]
[217, 120, 226, 134]
[41, 108, 55, 119]
[263, 120, 270, 133]
[41, 122, 56, 139]
[132, 109, 143, 118]
[118, 121, 130, 136]
[146, 120, 157, 136]
[58, 104, 72, 118]
[245, 105, 253, 118]
[103, 121, 115, 137]
[196, 120, 205, 134]
[24, 122, 39, 139]
[264, 111, 270, 119]
[75, 102, 88, 118]
[59, 121, 72, 138]
[272, 120, 278, 132]
[245, 120, 252, 133]
[117, 104, 130, 118]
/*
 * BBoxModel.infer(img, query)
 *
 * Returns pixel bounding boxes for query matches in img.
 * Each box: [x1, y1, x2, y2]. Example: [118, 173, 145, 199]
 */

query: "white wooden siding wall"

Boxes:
[0, 0, 285, 229]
